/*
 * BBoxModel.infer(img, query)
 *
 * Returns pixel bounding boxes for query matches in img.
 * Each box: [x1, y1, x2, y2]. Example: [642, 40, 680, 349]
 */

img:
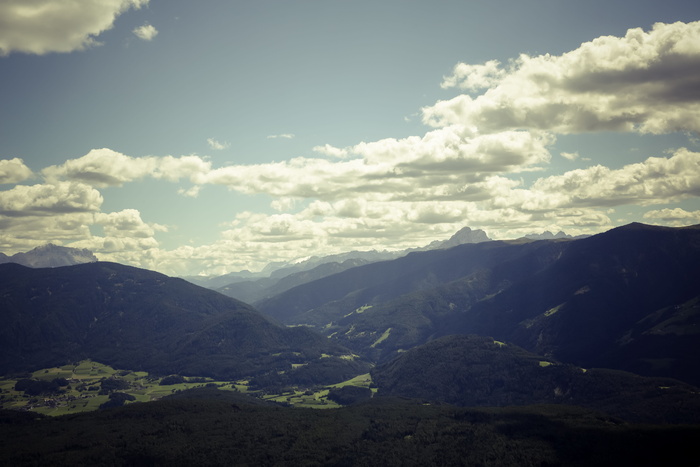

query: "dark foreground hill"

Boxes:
[256, 223, 700, 385]
[371, 335, 700, 424]
[1, 388, 698, 466]
[0, 262, 366, 386]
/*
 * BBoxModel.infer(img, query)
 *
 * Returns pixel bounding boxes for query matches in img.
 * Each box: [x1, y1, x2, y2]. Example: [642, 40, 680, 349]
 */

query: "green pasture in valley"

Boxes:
[0, 361, 374, 416]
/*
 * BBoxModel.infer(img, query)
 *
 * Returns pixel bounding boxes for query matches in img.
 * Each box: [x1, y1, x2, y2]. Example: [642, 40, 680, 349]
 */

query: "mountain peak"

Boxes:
[440, 226, 491, 248]
[0, 244, 98, 268]
[412, 226, 491, 252]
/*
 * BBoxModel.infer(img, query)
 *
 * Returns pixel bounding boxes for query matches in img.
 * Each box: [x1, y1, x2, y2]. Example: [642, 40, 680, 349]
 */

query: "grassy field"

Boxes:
[261, 372, 374, 408]
[0, 361, 374, 416]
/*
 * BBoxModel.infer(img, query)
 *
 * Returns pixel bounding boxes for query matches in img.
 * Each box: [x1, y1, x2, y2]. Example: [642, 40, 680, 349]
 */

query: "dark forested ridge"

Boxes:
[371, 335, 700, 424]
[255, 223, 700, 386]
[1, 388, 698, 467]
[0, 262, 365, 386]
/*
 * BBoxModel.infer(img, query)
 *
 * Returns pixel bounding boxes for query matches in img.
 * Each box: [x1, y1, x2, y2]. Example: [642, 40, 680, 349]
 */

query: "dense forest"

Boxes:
[1, 388, 699, 466]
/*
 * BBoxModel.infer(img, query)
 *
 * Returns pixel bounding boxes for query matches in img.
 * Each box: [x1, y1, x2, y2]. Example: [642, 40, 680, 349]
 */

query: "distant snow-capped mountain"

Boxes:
[0, 243, 98, 268]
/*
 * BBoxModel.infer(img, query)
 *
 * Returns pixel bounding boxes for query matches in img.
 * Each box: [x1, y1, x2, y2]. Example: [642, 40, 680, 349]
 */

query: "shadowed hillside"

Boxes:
[255, 223, 700, 385]
[0, 262, 366, 387]
[371, 335, 700, 424]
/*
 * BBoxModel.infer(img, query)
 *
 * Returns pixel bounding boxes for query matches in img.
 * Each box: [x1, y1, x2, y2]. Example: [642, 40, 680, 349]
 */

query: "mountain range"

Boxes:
[253, 223, 700, 386]
[0, 243, 97, 268]
[187, 226, 492, 297]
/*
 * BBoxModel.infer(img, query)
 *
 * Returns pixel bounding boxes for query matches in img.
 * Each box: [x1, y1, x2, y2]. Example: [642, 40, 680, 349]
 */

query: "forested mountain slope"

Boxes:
[257, 223, 700, 385]
[371, 335, 700, 424]
[0, 262, 365, 386]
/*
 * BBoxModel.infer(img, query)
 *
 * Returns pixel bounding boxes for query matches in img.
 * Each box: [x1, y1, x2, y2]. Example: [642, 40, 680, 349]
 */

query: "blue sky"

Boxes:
[1, 0, 700, 276]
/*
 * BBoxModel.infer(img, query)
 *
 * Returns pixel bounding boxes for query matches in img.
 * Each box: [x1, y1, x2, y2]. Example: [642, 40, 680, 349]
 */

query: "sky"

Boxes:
[1, 0, 700, 277]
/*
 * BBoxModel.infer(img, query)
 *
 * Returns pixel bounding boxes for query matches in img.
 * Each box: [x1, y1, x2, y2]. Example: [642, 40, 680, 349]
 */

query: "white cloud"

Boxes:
[643, 207, 700, 225]
[95, 209, 163, 238]
[0, 213, 95, 253]
[560, 152, 579, 161]
[312, 144, 349, 158]
[0, 158, 33, 183]
[0, 182, 103, 215]
[196, 127, 551, 204]
[423, 21, 700, 135]
[133, 23, 157, 41]
[267, 133, 295, 139]
[0, 0, 149, 56]
[42, 148, 210, 187]
[207, 138, 229, 150]
[441, 60, 506, 91]
[494, 148, 700, 212]
[43, 148, 156, 187]
[0, 182, 103, 254]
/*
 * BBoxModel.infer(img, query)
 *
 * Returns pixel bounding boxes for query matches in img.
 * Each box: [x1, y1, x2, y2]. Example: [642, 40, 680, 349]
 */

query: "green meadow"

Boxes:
[0, 360, 374, 416]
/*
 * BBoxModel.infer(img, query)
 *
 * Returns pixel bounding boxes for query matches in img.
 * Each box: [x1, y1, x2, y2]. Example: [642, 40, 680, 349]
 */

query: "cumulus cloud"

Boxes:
[0, 213, 95, 252]
[441, 60, 506, 91]
[195, 127, 551, 204]
[0, 158, 33, 183]
[0, 182, 103, 215]
[0, 0, 149, 56]
[207, 138, 229, 150]
[643, 207, 700, 225]
[43, 148, 156, 187]
[0, 182, 102, 253]
[423, 21, 700, 135]
[312, 144, 349, 158]
[42, 148, 210, 187]
[494, 148, 700, 212]
[95, 209, 165, 238]
[133, 23, 157, 41]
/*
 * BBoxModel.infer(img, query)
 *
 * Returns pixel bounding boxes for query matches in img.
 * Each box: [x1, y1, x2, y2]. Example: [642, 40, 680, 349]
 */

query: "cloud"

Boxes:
[42, 148, 211, 187]
[0, 213, 95, 252]
[133, 23, 157, 41]
[0, 0, 149, 56]
[207, 138, 229, 150]
[312, 144, 349, 158]
[42, 148, 156, 187]
[441, 60, 506, 91]
[643, 207, 700, 225]
[267, 133, 295, 139]
[95, 209, 164, 238]
[196, 127, 551, 204]
[0, 158, 33, 183]
[494, 148, 700, 211]
[560, 152, 579, 161]
[0, 182, 103, 216]
[423, 21, 700, 135]
[0, 181, 102, 253]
